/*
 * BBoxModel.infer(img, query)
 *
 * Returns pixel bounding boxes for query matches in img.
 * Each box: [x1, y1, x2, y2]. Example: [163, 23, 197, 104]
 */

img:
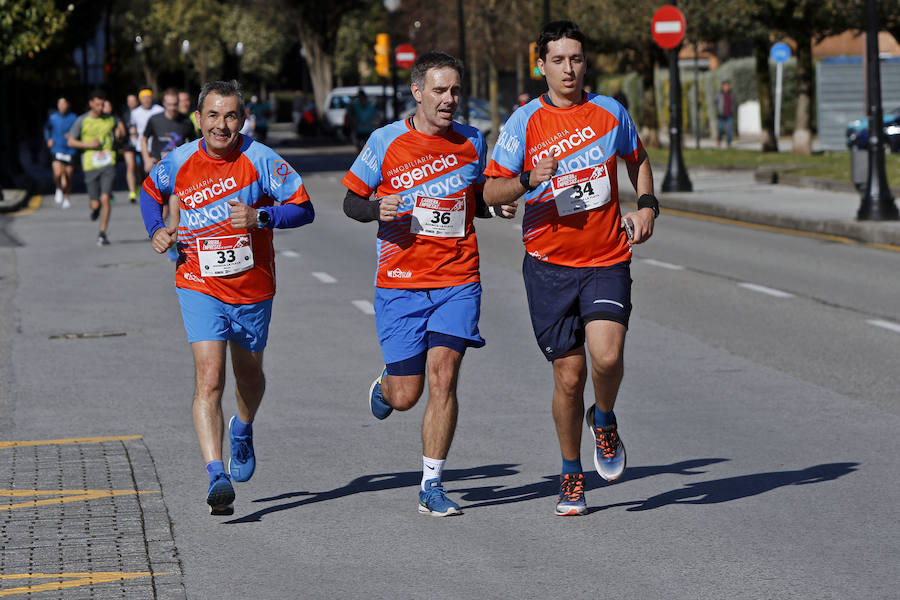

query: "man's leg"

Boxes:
[551, 348, 588, 463]
[583, 320, 627, 482]
[190, 340, 229, 463]
[229, 342, 265, 423]
[124, 151, 137, 201]
[51, 162, 63, 197]
[62, 165, 73, 201]
[99, 194, 111, 231]
[421, 346, 462, 460]
[584, 320, 626, 412]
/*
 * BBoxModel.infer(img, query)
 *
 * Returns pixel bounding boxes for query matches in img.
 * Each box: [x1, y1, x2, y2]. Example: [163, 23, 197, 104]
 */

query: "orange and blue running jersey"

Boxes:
[485, 94, 643, 268]
[342, 118, 486, 289]
[142, 135, 310, 304]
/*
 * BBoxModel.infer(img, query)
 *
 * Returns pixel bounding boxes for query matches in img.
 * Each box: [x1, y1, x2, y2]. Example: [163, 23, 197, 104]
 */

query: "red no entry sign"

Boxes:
[395, 44, 417, 69]
[651, 5, 686, 50]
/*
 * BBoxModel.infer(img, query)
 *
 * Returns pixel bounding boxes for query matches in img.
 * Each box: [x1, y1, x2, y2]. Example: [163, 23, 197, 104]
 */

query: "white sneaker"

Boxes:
[54, 189, 63, 205]
[61, 197, 71, 209]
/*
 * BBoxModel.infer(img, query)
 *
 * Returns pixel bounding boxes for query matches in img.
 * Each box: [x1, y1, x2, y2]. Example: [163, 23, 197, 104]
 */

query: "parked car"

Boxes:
[323, 85, 414, 139]
[846, 106, 900, 151]
[398, 96, 509, 137]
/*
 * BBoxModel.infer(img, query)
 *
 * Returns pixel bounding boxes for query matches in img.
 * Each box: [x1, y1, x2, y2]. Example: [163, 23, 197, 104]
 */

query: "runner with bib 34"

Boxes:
[483, 20, 658, 516]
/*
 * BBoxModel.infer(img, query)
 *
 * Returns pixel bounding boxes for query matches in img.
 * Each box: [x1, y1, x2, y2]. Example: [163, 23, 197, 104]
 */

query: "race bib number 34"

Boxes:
[410, 196, 466, 238]
[551, 164, 612, 216]
[197, 234, 254, 277]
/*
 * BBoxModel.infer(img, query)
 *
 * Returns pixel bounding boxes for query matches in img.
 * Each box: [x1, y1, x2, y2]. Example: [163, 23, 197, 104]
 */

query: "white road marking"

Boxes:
[352, 300, 376, 315]
[281, 250, 300, 258]
[867, 319, 900, 334]
[737, 282, 794, 298]
[312, 271, 337, 283]
[640, 258, 685, 271]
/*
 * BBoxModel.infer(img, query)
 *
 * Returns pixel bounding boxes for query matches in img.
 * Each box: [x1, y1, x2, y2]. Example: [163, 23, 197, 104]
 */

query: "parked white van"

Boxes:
[323, 85, 415, 138]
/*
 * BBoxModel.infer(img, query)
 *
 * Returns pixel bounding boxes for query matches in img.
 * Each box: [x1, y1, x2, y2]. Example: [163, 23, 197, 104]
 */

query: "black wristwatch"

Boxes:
[637, 194, 660, 218]
[520, 170, 537, 192]
[256, 208, 271, 228]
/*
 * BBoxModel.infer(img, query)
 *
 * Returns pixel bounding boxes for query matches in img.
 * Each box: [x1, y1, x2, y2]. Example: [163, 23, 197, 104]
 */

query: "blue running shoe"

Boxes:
[418, 478, 462, 517]
[368, 367, 392, 420]
[206, 473, 235, 515]
[585, 404, 626, 482]
[555, 472, 587, 516]
[228, 415, 256, 482]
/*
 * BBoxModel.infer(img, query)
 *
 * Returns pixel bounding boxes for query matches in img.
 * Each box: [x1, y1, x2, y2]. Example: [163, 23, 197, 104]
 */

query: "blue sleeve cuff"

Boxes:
[262, 201, 315, 229]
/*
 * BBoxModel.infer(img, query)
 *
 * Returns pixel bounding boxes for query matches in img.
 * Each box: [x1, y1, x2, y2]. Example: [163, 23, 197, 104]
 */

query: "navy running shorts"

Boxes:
[522, 254, 631, 361]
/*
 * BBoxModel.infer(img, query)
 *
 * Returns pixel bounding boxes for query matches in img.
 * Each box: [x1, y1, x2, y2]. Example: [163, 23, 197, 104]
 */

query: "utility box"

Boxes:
[850, 147, 868, 191]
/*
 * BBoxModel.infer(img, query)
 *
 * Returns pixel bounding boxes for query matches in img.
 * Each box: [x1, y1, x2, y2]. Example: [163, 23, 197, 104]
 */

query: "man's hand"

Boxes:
[151, 226, 177, 254]
[228, 200, 258, 229]
[529, 149, 558, 188]
[47, 139, 54, 149]
[496, 200, 518, 219]
[621, 207, 655, 244]
[379, 195, 401, 222]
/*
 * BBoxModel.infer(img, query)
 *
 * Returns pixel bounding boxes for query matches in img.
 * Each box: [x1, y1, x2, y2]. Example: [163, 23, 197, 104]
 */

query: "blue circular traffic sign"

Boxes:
[770, 42, 791, 63]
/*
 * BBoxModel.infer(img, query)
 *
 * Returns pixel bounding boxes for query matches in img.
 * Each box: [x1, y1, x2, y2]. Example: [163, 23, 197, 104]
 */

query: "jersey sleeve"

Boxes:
[260, 146, 310, 206]
[474, 129, 488, 185]
[67, 115, 85, 140]
[615, 103, 643, 162]
[485, 109, 527, 178]
[341, 130, 386, 198]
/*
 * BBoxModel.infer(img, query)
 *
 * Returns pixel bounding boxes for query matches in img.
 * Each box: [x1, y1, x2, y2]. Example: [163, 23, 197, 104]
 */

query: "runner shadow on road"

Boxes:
[223, 463, 521, 524]
[456, 458, 729, 511]
[597, 462, 859, 513]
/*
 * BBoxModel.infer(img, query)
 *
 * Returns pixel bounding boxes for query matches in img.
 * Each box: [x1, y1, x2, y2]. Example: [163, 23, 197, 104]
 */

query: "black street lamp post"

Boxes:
[857, 0, 897, 220]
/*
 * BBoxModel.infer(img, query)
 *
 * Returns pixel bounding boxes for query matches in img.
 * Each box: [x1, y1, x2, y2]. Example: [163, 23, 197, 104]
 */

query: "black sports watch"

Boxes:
[256, 208, 271, 228]
[520, 170, 537, 192]
[637, 194, 660, 218]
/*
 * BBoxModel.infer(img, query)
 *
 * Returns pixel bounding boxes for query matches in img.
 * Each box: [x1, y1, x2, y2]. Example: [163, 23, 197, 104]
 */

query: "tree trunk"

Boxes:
[792, 33, 813, 155]
[754, 37, 778, 152]
[298, 24, 333, 121]
[488, 58, 500, 144]
[638, 57, 660, 149]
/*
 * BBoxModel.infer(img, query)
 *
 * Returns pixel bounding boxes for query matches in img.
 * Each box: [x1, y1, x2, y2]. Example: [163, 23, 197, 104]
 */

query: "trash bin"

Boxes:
[849, 146, 868, 191]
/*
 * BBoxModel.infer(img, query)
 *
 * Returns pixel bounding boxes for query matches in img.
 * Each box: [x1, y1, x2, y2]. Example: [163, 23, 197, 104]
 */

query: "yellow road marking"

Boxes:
[0, 489, 156, 511]
[664, 206, 900, 252]
[0, 435, 142, 449]
[6, 194, 43, 217]
[0, 572, 169, 596]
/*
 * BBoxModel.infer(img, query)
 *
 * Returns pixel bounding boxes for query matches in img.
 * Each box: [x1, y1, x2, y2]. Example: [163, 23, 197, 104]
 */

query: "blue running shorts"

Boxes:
[374, 281, 485, 373]
[175, 287, 273, 352]
[523, 255, 631, 362]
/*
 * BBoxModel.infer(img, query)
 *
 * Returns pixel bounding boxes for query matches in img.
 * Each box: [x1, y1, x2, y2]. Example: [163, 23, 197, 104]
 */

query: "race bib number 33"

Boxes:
[197, 234, 254, 277]
[551, 164, 612, 216]
[410, 196, 466, 238]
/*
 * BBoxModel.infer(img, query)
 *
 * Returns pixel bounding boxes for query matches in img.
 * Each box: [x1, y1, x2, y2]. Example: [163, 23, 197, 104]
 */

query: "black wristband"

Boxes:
[637, 193, 659, 218]
[520, 170, 536, 192]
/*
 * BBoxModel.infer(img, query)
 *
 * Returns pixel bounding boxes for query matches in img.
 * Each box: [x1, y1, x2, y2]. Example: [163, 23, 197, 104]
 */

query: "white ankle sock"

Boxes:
[422, 456, 445, 489]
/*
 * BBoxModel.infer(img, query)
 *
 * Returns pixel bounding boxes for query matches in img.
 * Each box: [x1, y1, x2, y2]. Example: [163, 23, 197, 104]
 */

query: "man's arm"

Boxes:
[484, 150, 558, 206]
[622, 147, 657, 244]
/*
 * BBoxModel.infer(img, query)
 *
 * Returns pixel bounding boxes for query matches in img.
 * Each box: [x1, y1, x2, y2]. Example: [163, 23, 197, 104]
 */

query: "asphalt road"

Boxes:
[0, 148, 898, 599]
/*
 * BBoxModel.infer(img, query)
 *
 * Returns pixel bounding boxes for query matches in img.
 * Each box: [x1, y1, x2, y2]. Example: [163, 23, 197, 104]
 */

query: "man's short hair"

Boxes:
[410, 51, 464, 89]
[88, 89, 107, 101]
[163, 87, 179, 100]
[537, 20, 586, 60]
[197, 80, 245, 115]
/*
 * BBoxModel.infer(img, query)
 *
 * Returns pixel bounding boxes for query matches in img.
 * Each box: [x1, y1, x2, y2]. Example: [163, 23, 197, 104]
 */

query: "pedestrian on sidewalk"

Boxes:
[139, 80, 314, 515]
[66, 89, 118, 246]
[43, 97, 77, 209]
[342, 51, 517, 517]
[716, 80, 735, 148]
[483, 20, 657, 516]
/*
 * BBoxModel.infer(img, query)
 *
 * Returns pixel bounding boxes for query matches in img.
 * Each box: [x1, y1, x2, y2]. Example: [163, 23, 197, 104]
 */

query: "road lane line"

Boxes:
[867, 319, 900, 334]
[312, 271, 337, 283]
[280, 250, 300, 257]
[0, 489, 157, 511]
[640, 258, 685, 270]
[0, 572, 169, 597]
[352, 300, 376, 315]
[0, 435, 142, 449]
[737, 282, 795, 298]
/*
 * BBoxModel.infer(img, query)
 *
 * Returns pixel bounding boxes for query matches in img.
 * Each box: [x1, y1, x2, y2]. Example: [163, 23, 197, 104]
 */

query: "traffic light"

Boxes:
[375, 33, 391, 78]
[529, 42, 542, 79]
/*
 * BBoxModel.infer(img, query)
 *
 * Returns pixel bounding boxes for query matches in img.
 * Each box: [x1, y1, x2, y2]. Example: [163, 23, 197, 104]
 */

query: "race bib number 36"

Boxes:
[197, 234, 254, 277]
[551, 164, 612, 217]
[410, 196, 466, 238]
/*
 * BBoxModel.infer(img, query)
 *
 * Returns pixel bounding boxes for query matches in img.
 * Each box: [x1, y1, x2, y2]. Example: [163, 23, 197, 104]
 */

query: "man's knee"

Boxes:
[591, 348, 623, 379]
[385, 375, 424, 411]
[553, 359, 587, 398]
